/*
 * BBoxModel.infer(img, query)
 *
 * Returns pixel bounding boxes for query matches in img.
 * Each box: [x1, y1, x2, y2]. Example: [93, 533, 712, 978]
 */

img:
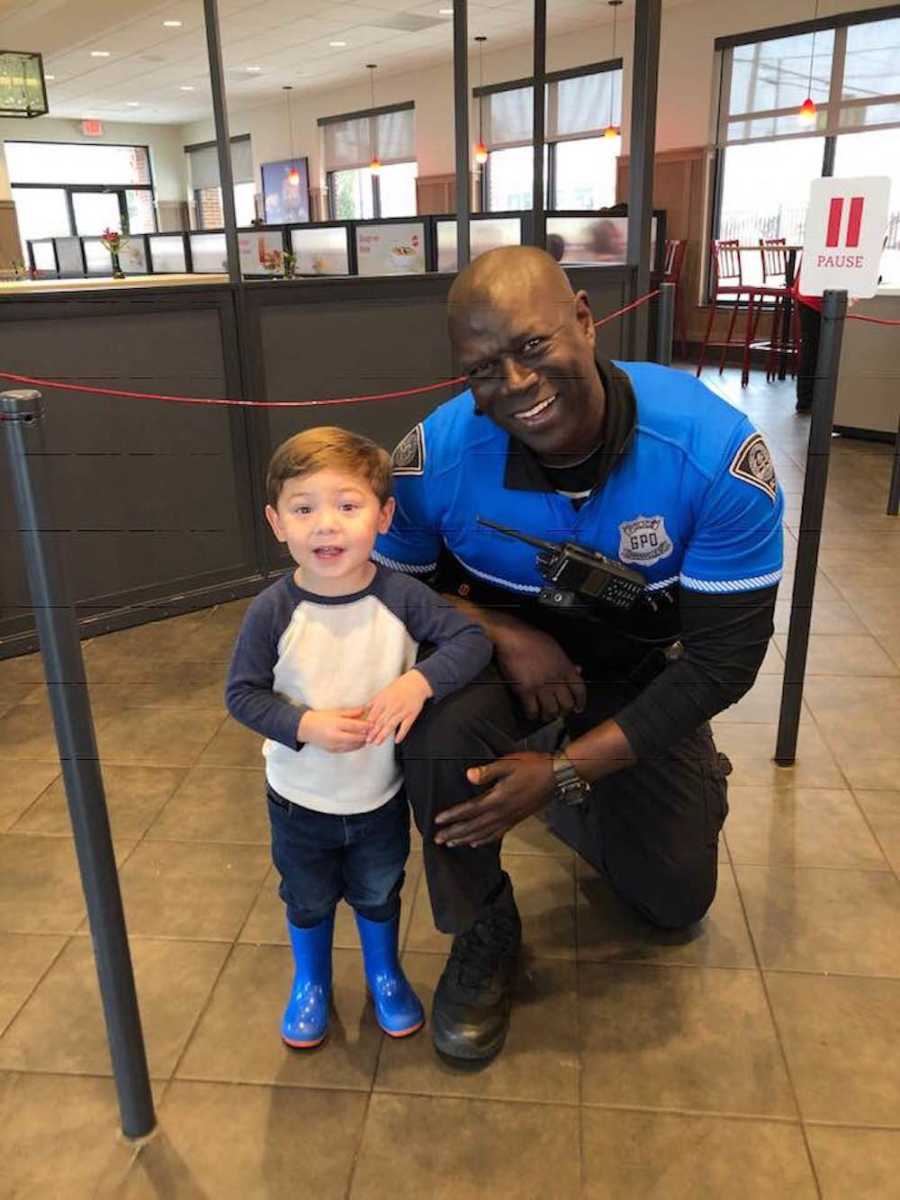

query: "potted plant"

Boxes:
[100, 227, 129, 279]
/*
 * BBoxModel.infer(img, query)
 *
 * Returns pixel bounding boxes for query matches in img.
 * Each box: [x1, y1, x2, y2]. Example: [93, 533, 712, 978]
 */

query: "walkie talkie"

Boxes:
[477, 516, 646, 612]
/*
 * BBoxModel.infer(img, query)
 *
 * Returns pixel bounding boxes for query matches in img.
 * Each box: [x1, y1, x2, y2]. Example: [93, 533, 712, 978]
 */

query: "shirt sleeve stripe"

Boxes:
[680, 570, 782, 593]
[371, 550, 436, 575]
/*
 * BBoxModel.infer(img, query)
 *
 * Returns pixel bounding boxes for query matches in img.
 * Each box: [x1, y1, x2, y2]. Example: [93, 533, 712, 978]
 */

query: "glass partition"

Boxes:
[31, 240, 56, 274]
[189, 232, 228, 273]
[290, 226, 350, 275]
[119, 238, 149, 274]
[54, 237, 84, 277]
[355, 221, 426, 276]
[238, 230, 285, 277]
[148, 235, 188, 274]
[436, 216, 522, 272]
[83, 238, 112, 276]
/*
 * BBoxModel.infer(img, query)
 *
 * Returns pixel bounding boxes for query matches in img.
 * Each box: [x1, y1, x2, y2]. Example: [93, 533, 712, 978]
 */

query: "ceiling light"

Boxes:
[90, 51, 111, 58]
[44, 74, 55, 80]
[329, 41, 347, 47]
[439, 8, 453, 13]
[246, 65, 261, 71]
[180, 85, 195, 91]
[163, 20, 183, 27]
[126, 101, 141, 107]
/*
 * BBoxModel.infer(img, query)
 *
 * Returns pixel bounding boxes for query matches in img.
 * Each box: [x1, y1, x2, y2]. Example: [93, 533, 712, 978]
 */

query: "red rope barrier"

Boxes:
[0, 289, 661, 411]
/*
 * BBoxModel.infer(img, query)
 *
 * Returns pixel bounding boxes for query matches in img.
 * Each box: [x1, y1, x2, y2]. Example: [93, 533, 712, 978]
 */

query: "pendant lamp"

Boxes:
[474, 36, 488, 165]
[367, 64, 381, 174]
[603, 1, 623, 139]
[798, 1, 821, 125]
[283, 86, 300, 185]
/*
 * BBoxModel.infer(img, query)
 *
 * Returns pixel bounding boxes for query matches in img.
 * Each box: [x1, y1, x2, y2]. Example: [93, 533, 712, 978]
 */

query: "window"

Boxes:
[477, 63, 622, 212]
[185, 135, 255, 229]
[713, 13, 900, 286]
[320, 103, 416, 219]
[6, 140, 156, 255]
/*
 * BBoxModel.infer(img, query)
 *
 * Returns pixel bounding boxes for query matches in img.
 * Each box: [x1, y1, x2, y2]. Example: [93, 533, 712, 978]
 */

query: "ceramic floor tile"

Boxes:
[580, 1109, 817, 1199]
[0, 760, 60, 832]
[0, 703, 63, 761]
[0, 1073, 139, 1199]
[176, 945, 382, 1091]
[853, 790, 900, 873]
[773, 596, 867, 636]
[765, 972, 900, 1125]
[0, 834, 138, 934]
[806, 1126, 900, 1199]
[96, 707, 226, 767]
[711, 721, 845, 789]
[0, 931, 67, 1036]
[726, 786, 890, 869]
[117, 840, 271, 940]
[843, 586, 900, 644]
[0, 936, 229, 1079]
[578, 963, 796, 1116]
[375, 951, 579, 1103]
[197, 715, 266, 768]
[144, 766, 268, 844]
[715, 674, 803, 724]
[239, 855, 423, 951]
[736, 864, 900, 975]
[12, 764, 187, 840]
[119, 1081, 368, 1200]
[24, 664, 229, 714]
[758, 640, 784, 674]
[503, 813, 574, 857]
[0, 652, 44, 687]
[83, 609, 214, 665]
[576, 860, 755, 968]
[349, 1093, 580, 1200]
[773, 633, 898, 676]
[802, 676, 900, 762]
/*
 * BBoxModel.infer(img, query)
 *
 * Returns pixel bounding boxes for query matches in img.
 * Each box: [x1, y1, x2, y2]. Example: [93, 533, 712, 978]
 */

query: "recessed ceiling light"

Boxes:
[329, 41, 347, 47]
[246, 65, 261, 72]
[163, 20, 183, 27]
[44, 73, 55, 80]
[126, 101, 141, 107]
[180, 85, 195, 91]
[439, 7, 453, 13]
[90, 50, 111, 58]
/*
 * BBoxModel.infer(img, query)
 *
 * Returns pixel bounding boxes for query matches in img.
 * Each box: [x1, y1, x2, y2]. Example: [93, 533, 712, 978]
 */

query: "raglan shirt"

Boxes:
[225, 566, 492, 813]
[374, 359, 784, 761]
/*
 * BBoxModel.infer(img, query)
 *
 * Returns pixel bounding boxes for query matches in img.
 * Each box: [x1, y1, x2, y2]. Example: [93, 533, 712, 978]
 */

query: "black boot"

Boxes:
[431, 874, 521, 1062]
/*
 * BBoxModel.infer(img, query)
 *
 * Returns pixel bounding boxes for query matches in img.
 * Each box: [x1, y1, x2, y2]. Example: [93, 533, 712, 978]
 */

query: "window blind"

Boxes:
[185, 136, 253, 191]
[482, 68, 622, 150]
[323, 106, 415, 171]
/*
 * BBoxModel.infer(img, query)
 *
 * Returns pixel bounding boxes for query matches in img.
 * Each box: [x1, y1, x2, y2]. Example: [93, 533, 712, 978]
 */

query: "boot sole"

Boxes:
[282, 1032, 327, 1049]
[381, 1017, 425, 1039]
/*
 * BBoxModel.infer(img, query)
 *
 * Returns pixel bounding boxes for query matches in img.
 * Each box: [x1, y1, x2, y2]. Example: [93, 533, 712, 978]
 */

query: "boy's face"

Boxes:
[265, 468, 394, 596]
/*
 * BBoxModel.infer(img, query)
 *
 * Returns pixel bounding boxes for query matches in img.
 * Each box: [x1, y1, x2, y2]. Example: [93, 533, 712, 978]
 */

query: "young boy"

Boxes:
[226, 427, 491, 1049]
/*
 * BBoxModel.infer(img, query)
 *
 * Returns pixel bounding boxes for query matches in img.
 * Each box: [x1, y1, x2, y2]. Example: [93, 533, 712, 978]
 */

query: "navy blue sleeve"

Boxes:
[382, 572, 492, 702]
[224, 585, 308, 750]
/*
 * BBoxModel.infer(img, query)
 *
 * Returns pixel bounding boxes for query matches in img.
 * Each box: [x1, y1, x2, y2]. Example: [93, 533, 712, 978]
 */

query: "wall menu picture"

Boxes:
[355, 222, 426, 276]
[261, 158, 310, 225]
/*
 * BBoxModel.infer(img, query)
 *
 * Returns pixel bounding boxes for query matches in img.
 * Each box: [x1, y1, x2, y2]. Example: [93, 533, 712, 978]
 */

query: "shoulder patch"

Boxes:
[728, 432, 777, 502]
[391, 424, 425, 476]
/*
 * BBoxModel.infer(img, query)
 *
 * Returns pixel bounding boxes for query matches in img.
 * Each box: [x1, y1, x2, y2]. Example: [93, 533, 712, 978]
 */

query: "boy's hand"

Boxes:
[298, 707, 371, 753]
[365, 670, 433, 746]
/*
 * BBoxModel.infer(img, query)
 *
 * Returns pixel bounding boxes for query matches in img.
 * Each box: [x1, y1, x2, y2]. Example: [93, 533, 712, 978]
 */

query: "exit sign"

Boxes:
[81, 119, 103, 137]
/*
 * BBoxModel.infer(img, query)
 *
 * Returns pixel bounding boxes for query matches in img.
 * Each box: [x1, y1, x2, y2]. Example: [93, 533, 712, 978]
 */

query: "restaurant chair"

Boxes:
[663, 238, 689, 359]
[756, 238, 800, 381]
[696, 239, 783, 387]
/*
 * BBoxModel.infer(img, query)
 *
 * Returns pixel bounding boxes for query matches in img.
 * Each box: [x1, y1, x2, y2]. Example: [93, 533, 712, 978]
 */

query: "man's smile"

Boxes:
[512, 392, 559, 425]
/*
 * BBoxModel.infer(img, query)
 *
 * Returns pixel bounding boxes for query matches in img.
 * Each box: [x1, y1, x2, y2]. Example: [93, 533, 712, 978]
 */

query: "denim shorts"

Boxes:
[267, 784, 410, 928]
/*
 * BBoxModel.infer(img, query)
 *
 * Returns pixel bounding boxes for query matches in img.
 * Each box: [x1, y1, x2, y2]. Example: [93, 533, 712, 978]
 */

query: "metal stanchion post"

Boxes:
[0, 390, 155, 1139]
[774, 290, 847, 765]
[656, 281, 675, 366]
[888, 417, 900, 517]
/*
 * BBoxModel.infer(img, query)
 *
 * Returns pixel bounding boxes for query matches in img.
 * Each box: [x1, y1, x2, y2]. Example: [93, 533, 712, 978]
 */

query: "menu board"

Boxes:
[355, 222, 426, 276]
[436, 217, 522, 272]
[238, 230, 285, 276]
[291, 226, 350, 275]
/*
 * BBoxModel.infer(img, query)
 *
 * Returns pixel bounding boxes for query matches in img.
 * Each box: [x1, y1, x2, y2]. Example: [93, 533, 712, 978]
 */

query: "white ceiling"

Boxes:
[0, 0, 639, 125]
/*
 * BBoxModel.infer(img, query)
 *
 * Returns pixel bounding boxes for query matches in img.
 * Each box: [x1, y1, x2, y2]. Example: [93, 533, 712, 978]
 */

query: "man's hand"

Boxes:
[365, 669, 434, 746]
[298, 707, 371, 753]
[493, 622, 586, 721]
[433, 752, 556, 847]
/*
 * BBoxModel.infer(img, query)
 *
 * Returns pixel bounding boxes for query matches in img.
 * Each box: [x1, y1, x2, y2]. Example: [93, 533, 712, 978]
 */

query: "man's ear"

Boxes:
[574, 290, 596, 347]
[265, 504, 287, 543]
[377, 496, 396, 535]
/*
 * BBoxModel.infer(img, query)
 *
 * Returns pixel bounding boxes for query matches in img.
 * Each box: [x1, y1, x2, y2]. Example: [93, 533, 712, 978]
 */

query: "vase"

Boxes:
[110, 251, 125, 280]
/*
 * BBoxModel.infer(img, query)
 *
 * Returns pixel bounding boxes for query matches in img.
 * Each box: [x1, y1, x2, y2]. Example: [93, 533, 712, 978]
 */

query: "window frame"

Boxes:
[474, 60, 623, 214]
[710, 6, 900, 298]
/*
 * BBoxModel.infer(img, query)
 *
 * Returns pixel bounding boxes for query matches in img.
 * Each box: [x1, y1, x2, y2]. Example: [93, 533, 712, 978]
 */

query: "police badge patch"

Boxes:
[618, 515, 674, 566]
[391, 424, 425, 476]
[729, 432, 777, 502]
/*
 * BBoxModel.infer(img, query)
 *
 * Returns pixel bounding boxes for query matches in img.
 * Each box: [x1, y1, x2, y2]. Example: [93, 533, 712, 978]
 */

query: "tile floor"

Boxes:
[0, 369, 898, 1198]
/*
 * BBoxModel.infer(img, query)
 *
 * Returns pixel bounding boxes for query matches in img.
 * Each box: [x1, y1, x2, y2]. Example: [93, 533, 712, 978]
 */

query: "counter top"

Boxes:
[0, 273, 229, 294]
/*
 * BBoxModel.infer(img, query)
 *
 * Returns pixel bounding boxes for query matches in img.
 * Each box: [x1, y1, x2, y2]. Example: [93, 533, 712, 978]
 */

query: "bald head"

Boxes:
[448, 246, 575, 342]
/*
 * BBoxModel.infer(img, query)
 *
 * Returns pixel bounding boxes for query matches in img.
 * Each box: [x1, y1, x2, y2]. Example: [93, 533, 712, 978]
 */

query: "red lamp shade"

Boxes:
[287, 167, 300, 186]
[798, 97, 817, 124]
[474, 140, 488, 165]
[603, 124, 620, 140]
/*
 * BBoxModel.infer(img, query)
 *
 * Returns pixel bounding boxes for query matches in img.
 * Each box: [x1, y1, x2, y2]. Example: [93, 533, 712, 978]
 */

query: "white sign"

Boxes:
[800, 176, 891, 298]
[355, 222, 425, 277]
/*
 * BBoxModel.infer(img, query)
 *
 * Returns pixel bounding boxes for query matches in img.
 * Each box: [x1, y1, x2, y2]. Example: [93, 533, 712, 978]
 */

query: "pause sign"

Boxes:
[801, 176, 891, 298]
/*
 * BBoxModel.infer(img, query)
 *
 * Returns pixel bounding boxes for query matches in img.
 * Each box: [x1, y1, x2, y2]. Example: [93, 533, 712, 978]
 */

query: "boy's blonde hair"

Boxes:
[266, 426, 393, 508]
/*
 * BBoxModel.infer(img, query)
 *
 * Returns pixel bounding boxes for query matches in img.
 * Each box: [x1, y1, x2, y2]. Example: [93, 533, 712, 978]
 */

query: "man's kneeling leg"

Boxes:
[400, 666, 530, 1061]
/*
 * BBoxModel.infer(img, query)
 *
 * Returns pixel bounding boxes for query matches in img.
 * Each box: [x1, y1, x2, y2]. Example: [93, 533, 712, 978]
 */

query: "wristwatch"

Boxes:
[551, 749, 592, 806]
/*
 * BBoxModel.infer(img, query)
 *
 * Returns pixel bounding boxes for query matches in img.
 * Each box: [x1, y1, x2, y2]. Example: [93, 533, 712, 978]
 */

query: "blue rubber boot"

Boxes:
[355, 911, 424, 1038]
[282, 912, 334, 1049]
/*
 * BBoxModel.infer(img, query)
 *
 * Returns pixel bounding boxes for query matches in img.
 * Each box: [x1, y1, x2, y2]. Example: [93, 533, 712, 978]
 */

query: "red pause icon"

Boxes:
[826, 196, 865, 248]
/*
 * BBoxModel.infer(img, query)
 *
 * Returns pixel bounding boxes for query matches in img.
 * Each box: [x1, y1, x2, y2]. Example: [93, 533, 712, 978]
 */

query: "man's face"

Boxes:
[450, 285, 603, 458]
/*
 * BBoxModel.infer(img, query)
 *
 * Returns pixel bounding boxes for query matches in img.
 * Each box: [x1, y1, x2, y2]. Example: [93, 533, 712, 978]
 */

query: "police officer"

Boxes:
[374, 246, 783, 1064]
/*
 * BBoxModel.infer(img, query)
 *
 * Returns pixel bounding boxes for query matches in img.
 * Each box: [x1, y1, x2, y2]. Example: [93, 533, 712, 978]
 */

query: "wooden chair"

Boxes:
[696, 239, 784, 387]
